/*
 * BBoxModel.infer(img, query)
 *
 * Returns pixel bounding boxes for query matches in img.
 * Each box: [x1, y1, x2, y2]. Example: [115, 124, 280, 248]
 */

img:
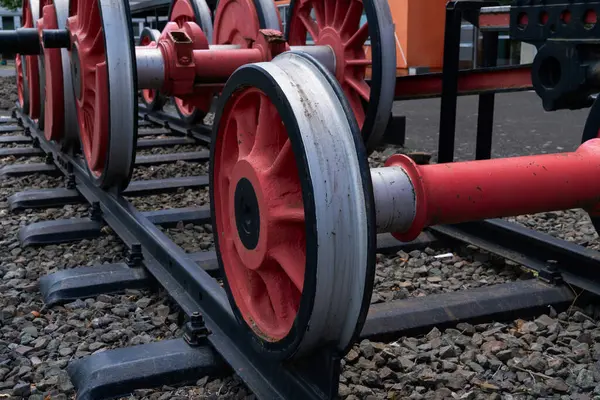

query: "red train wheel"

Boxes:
[22, 0, 42, 119]
[169, 0, 214, 124]
[67, 0, 137, 191]
[139, 28, 166, 111]
[38, 0, 64, 142]
[213, 0, 281, 47]
[286, 0, 395, 153]
[211, 52, 375, 359]
[16, 54, 29, 112]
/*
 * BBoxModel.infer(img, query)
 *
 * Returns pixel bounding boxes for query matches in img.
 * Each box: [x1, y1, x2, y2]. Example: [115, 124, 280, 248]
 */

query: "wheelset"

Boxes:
[65, 0, 137, 191]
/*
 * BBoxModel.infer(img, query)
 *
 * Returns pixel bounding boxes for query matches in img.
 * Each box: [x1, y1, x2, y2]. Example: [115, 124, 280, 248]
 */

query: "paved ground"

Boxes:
[0, 62, 16, 77]
[396, 91, 591, 160]
[0, 69, 16, 78]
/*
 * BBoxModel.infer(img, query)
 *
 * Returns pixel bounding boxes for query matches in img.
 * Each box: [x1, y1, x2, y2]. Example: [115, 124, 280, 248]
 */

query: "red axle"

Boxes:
[385, 139, 600, 242]
[193, 48, 263, 80]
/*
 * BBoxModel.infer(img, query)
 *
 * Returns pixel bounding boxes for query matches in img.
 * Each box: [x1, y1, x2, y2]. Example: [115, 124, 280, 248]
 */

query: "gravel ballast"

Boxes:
[3, 75, 600, 399]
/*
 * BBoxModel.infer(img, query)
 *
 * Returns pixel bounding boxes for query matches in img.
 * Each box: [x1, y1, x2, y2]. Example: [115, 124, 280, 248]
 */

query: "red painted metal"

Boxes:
[386, 139, 600, 242]
[393, 65, 533, 100]
[140, 34, 159, 105]
[213, 0, 275, 46]
[170, 0, 204, 118]
[479, 12, 510, 30]
[38, 1, 65, 141]
[193, 48, 263, 79]
[23, 0, 41, 119]
[214, 87, 304, 341]
[16, 54, 25, 108]
[287, 0, 371, 131]
[67, 0, 109, 177]
[157, 21, 217, 114]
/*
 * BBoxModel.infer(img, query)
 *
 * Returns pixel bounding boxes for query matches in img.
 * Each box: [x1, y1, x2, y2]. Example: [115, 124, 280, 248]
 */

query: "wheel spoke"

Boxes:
[270, 243, 305, 292]
[346, 77, 371, 101]
[332, 0, 345, 29]
[223, 238, 270, 314]
[311, 1, 326, 30]
[219, 110, 240, 181]
[256, 265, 300, 325]
[341, 1, 363, 35]
[343, 81, 367, 128]
[299, 12, 320, 42]
[250, 94, 287, 165]
[234, 98, 259, 159]
[347, 58, 372, 66]
[266, 139, 294, 178]
[83, 0, 98, 36]
[90, 28, 103, 54]
[270, 204, 305, 224]
[324, 0, 335, 26]
[344, 22, 369, 49]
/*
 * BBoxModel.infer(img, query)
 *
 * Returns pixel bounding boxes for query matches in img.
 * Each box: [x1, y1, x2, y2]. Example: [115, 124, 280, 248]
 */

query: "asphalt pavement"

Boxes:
[396, 91, 591, 161]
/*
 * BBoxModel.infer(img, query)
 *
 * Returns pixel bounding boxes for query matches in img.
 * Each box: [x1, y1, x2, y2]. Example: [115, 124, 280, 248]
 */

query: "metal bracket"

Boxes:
[90, 202, 103, 222]
[183, 312, 211, 346]
[127, 243, 144, 267]
[538, 260, 564, 284]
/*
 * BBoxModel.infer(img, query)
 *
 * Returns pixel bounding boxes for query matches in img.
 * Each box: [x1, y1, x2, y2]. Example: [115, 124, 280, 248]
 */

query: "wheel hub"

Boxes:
[234, 177, 261, 250]
[228, 159, 268, 271]
[317, 28, 346, 79]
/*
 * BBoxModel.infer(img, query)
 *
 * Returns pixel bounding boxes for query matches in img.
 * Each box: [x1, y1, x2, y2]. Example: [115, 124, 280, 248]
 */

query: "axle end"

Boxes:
[42, 29, 70, 49]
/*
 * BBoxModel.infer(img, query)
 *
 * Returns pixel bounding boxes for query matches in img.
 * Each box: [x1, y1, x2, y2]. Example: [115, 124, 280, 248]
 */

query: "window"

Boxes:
[277, 4, 289, 33]
[2, 17, 14, 30]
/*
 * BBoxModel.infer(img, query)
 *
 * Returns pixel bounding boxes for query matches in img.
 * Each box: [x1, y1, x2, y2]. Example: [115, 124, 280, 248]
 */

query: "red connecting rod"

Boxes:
[386, 139, 600, 242]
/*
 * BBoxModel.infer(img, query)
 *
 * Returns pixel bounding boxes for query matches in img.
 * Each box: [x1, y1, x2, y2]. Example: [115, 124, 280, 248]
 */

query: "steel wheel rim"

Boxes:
[211, 52, 375, 359]
[286, 0, 396, 152]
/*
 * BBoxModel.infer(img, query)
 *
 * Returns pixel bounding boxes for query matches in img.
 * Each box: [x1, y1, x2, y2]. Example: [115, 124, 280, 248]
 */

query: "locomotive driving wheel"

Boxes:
[38, 0, 78, 148]
[66, 0, 137, 191]
[286, 0, 396, 153]
[210, 51, 376, 359]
